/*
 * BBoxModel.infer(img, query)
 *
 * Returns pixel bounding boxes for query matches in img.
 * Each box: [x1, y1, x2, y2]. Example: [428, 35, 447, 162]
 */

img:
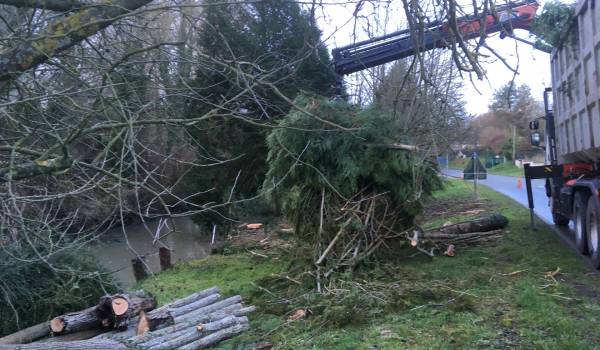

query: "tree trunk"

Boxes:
[50, 292, 156, 335]
[423, 214, 508, 237]
[0, 339, 129, 350]
[0, 322, 50, 345]
[50, 306, 101, 334]
[40, 330, 107, 343]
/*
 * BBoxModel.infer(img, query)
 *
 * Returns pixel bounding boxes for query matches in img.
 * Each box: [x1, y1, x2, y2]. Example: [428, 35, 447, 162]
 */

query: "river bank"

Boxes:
[138, 179, 600, 349]
[92, 217, 214, 287]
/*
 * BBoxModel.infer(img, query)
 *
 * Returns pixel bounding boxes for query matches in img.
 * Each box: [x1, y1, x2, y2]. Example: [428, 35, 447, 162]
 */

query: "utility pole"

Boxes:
[473, 152, 478, 198]
[512, 124, 517, 162]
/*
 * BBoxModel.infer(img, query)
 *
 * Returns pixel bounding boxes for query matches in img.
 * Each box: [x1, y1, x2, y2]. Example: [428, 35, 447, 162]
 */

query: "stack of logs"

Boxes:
[0, 287, 254, 350]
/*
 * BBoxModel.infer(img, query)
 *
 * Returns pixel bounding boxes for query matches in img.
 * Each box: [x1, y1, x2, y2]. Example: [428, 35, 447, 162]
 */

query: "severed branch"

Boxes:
[0, 0, 90, 12]
[0, 0, 152, 82]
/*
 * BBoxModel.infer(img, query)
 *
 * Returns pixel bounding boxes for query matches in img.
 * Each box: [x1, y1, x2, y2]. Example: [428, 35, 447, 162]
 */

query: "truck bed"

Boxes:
[551, 0, 600, 163]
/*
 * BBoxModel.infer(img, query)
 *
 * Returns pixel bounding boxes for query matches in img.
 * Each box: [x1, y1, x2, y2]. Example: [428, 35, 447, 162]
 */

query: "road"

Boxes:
[441, 168, 578, 251]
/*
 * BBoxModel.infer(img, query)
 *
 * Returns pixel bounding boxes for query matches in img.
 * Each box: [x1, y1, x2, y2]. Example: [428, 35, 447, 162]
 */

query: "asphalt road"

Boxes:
[441, 168, 579, 252]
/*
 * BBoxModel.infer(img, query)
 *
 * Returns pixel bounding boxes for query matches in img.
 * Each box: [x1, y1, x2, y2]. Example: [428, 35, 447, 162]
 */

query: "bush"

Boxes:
[0, 241, 117, 336]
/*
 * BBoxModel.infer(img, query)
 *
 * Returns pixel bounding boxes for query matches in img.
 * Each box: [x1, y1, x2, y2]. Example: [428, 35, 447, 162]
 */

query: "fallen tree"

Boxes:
[263, 95, 442, 287]
[409, 214, 509, 256]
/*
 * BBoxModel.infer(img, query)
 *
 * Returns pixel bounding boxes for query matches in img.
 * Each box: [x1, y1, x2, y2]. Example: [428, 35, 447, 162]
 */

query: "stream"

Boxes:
[92, 217, 212, 288]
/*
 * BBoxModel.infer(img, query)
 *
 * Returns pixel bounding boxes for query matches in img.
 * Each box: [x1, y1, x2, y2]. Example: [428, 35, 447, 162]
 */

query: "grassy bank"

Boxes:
[448, 158, 468, 169]
[142, 180, 600, 349]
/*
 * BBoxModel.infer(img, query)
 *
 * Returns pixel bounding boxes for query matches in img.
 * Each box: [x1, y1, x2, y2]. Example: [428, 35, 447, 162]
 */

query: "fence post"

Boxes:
[159, 247, 172, 271]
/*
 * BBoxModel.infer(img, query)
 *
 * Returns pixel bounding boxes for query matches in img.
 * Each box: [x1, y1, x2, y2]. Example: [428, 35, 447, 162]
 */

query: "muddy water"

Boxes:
[93, 217, 212, 288]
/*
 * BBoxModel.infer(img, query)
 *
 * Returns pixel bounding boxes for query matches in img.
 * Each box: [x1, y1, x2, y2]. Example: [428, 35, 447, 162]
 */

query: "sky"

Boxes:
[318, 0, 556, 116]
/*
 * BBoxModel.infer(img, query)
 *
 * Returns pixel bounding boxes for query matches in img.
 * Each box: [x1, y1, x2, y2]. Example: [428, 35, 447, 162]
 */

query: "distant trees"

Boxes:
[468, 82, 542, 160]
[373, 56, 469, 151]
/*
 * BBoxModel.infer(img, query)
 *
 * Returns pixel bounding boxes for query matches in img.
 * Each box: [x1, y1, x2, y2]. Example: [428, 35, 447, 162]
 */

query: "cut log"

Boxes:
[0, 322, 50, 345]
[40, 329, 107, 342]
[10, 287, 253, 350]
[50, 306, 101, 335]
[424, 214, 508, 237]
[0, 339, 129, 350]
[50, 292, 157, 336]
[178, 321, 250, 350]
[152, 287, 219, 313]
[140, 316, 247, 350]
[168, 293, 221, 318]
[421, 229, 505, 241]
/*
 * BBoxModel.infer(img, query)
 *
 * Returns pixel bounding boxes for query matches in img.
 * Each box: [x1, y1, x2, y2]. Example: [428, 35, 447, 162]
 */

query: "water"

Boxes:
[92, 217, 212, 287]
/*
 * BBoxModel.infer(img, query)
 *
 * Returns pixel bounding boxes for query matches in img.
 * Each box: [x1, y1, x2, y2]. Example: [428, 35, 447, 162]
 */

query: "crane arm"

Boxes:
[332, 0, 540, 76]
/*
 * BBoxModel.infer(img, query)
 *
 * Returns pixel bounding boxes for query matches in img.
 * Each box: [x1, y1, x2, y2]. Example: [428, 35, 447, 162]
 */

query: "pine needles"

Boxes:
[263, 95, 441, 287]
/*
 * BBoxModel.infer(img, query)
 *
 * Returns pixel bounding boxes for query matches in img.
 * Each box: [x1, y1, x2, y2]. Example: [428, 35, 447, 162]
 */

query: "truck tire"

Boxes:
[586, 196, 600, 269]
[551, 198, 570, 226]
[573, 192, 589, 254]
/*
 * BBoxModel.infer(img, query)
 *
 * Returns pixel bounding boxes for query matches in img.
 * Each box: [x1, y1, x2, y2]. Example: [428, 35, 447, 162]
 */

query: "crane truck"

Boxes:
[525, 0, 600, 268]
[332, 0, 600, 268]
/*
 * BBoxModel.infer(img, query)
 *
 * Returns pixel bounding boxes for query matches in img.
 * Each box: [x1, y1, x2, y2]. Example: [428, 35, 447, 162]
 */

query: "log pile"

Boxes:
[409, 214, 509, 256]
[0, 287, 255, 350]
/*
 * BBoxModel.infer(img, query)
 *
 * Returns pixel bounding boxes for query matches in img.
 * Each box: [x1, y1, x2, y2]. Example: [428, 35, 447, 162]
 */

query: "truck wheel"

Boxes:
[551, 198, 570, 226]
[586, 197, 600, 269]
[573, 192, 589, 254]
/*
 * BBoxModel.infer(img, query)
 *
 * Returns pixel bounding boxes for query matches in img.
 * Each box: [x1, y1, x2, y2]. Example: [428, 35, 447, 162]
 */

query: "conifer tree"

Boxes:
[184, 0, 336, 222]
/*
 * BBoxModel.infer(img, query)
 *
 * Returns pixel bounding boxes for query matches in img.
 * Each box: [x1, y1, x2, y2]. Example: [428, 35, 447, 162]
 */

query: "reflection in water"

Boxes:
[92, 217, 211, 287]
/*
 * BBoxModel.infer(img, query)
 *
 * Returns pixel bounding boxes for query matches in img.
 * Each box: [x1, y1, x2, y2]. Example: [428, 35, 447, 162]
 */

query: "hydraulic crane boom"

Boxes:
[332, 0, 539, 76]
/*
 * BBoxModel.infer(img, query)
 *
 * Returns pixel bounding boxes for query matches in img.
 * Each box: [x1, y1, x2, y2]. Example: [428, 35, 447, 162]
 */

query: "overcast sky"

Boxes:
[318, 0, 555, 116]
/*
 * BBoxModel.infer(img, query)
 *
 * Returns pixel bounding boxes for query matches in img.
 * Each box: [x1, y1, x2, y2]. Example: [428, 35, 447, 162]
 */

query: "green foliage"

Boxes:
[263, 94, 441, 237]
[532, 1, 576, 49]
[184, 0, 336, 224]
[0, 242, 116, 336]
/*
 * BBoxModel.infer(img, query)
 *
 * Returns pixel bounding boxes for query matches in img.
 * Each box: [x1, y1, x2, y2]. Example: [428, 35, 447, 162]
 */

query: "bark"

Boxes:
[41, 329, 107, 342]
[168, 293, 221, 318]
[155, 287, 219, 311]
[174, 295, 242, 321]
[121, 304, 245, 345]
[138, 316, 248, 350]
[50, 306, 101, 334]
[51, 292, 156, 335]
[423, 214, 508, 237]
[0, 0, 152, 82]
[0, 339, 129, 350]
[421, 229, 504, 241]
[3, 288, 253, 350]
[178, 321, 251, 350]
[0, 322, 50, 345]
[0, 0, 89, 12]
[0, 157, 72, 183]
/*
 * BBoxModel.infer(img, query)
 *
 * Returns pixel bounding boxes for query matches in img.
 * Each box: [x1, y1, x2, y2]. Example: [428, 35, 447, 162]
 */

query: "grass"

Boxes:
[486, 162, 524, 177]
[448, 158, 469, 170]
[142, 180, 600, 349]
